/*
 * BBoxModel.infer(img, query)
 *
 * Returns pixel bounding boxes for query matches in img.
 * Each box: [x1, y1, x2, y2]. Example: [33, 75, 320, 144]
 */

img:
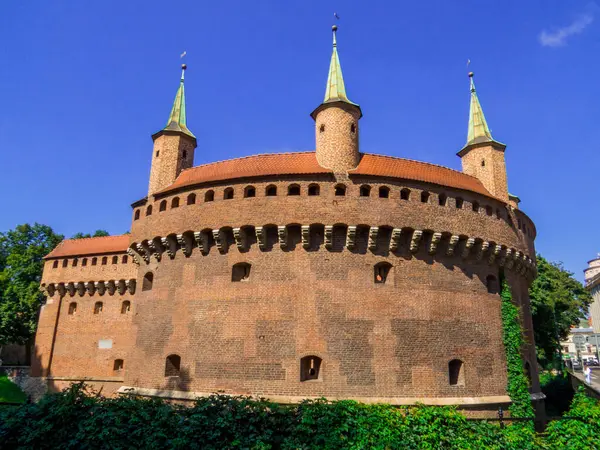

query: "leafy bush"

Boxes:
[540, 371, 574, 416]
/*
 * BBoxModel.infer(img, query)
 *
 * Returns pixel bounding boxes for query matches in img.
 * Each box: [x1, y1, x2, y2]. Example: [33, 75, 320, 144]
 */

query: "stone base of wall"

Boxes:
[0, 367, 47, 402]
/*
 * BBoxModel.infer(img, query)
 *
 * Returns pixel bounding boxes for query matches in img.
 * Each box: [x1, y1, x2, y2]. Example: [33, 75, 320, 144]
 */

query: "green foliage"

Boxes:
[545, 387, 600, 450]
[539, 371, 574, 416]
[529, 255, 592, 368]
[71, 230, 110, 239]
[0, 223, 63, 345]
[0, 375, 26, 403]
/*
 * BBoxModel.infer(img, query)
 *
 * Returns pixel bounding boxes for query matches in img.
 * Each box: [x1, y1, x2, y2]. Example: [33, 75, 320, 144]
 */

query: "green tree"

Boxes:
[0, 224, 63, 346]
[71, 230, 109, 239]
[530, 255, 592, 368]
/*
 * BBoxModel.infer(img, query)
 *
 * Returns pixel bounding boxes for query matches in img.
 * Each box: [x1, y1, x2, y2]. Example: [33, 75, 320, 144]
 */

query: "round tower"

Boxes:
[311, 25, 362, 172]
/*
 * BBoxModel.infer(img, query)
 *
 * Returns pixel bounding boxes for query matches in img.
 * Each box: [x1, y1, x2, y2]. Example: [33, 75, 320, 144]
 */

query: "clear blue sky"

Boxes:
[1, 1, 598, 280]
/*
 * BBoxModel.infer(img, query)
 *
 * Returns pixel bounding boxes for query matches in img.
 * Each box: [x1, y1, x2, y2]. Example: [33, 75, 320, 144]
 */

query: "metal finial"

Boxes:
[468, 71, 475, 92]
[180, 63, 187, 81]
[332, 25, 338, 47]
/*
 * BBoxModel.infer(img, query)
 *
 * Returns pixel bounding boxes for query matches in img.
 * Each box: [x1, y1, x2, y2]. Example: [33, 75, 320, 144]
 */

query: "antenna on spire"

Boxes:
[332, 12, 340, 47]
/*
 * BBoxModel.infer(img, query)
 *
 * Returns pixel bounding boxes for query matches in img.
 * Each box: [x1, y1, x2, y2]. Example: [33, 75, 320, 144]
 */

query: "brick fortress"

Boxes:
[34, 26, 541, 411]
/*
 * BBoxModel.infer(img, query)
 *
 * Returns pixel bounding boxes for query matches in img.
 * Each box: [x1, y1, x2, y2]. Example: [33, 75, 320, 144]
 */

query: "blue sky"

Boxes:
[1, 1, 599, 280]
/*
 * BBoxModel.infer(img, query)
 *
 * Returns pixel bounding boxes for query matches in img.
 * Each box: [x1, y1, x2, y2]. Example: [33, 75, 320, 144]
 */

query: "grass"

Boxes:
[0, 375, 26, 403]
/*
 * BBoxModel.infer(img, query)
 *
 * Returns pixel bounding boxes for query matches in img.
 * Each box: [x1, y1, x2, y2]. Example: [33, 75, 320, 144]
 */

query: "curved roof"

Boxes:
[45, 235, 130, 259]
[157, 152, 492, 198]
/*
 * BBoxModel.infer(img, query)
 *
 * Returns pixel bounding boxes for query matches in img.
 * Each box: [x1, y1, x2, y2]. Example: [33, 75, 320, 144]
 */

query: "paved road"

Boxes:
[572, 367, 600, 391]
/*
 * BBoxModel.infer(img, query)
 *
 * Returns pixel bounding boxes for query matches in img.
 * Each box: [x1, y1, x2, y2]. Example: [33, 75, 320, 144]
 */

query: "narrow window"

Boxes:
[82, 258, 87, 267]
[421, 191, 430, 203]
[112, 255, 118, 265]
[94, 301, 103, 314]
[134, 210, 140, 220]
[113, 359, 124, 372]
[359, 185, 371, 197]
[517, 218, 522, 229]
[224, 188, 234, 200]
[53, 260, 59, 269]
[146, 205, 153, 216]
[171, 197, 180, 209]
[472, 202, 480, 213]
[121, 300, 131, 314]
[204, 190, 214, 202]
[232, 263, 251, 282]
[319, 124, 325, 133]
[334, 184, 346, 196]
[379, 186, 390, 198]
[182, 150, 187, 159]
[496, 209, 502, 219]
[374, 262, 392, 284]
[438, 193, 447, 206]
[122, 255, 128, 264]
[485, 205, 493, 216]
[350, 123, 356, 133]
[400, 188, 411, 201]
[481, 159, 485, 167]
[72, 258, 78, 267]
[486, 275, 499, 294]
[68, 302, 77, 315]
[142, 272, 153, 291]
[187, 193, 196, 205]
[449, 359, 464, 386]
[244, 186, 256, 198]
[308, 184, 320, 196]
[455, 197, 464, 209]
[102, 256, 108, 265]
[165, 354, 181, 376]
[92, 257, 97, 266]
[288, 184, 301, 196]
[62, 259, 68, 268]
[155, 150, 160, 157]
[266, 185, 277, 196]
[300, 356, 322, 381]
[159, 200, 167, 212]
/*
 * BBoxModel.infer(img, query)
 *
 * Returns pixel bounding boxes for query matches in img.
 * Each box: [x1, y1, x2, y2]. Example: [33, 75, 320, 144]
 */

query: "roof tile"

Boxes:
[45, 235, 130, 259]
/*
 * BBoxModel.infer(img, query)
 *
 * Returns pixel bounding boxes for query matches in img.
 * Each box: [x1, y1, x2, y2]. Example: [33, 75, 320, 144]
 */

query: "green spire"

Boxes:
[466, 72, 493, 146]
[323, 25, 357, 106]
[163, 64, 195, 138]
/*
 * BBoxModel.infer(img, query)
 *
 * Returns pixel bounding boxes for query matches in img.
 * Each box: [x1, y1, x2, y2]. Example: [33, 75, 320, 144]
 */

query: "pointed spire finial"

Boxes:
[466, 71, 493, 146]
[159, 63, 195, 139]
[332, 24, 338, 47]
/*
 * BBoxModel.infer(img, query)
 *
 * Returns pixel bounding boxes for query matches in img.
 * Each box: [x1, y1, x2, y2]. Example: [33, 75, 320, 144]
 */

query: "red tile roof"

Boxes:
[45, 235, 130, 259]
[158, 151, 492, 197]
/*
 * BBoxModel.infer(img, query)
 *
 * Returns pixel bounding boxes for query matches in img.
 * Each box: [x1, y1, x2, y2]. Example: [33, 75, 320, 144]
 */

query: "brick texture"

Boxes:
[314, 104, 361, 172]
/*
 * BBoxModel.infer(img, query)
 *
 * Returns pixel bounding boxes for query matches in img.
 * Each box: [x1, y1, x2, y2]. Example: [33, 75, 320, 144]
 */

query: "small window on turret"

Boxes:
[334, 184, 346, 196]
[400, 188, 411, 201]
[155, 151, 160, 157]
[350, 123, 356, 133]
[481, 159, 485, 167]
[224, 188, 234, 200]
[205, 190, 214, 202]
[319, 124, 325, 133]
[360, 185, 371, 197]
[146, 205, 152, 216]
[266, 185, 277, 196]
[379, 186, 390, 198]
[171, 197, 180, 209]
[308, 184, 320, 196]
[134, 210, 140, 220]
[159, 200, 167, 212]
[438, 193, 447, 206]
[182, 150, 187, 159]
[455, 198, 464, 209]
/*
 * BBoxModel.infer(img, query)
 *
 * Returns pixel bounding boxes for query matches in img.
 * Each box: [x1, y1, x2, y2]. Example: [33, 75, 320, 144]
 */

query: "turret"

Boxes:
[311, 25, 362, 172]
[148, 64, 197, 197]
[457, 72, 508, 202]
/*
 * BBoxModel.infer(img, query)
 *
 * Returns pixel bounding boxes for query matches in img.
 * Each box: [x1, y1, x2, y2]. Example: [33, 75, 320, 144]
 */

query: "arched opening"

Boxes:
[171, 197, 180, 209]
[438, 193, 447, 206]
[122, 255, 128, 264]
[319, 124, 325, 133]
[266, 185, 277, 196]
[91, 257, 97, 266]
[159, 200, 167, 212]
[359, 185, 371, 197]
[101, 257, 108, 265]
[72, 258, 78, 267]
[113, 359, 124, 372]
[448, 359, 464, 386]
[400, 188, 411, 201]
[455, 197, 464, 209]
[62, 259, 68, 268]
[374, 262, 392, 284]
[68, 302, 77, 315]
[379, 186, 390, 198]
[232, 262, 251, 282]
[300, 356, 322, 381]
[421, 191, 430, 203]
[187, 193, 196, 205]
[288, 184, 301, 196]
[205, 190, 214, 202]
[53, 260, 59, 269]
[244, 186, 256, 198]
[496, 209, 502, 220]
[334, 184, 346, 196]
[308, 184, 320, 196]
[134, 210, 140, 220]
[224, 188, 234, 200]
[472, 202, 480, 213]
[486, 275, 499, 294]
[165, 354, 181, 377]
[111, 256, 117, 265]
[82, 258, 88, 267]
[94, 302, 103, 315]
[142, 272, 153, 291]
[486, 205, 493, 216]
[350, 123, 356, 133]
[121, 300, 131, 314]
[146, 205, 153, 216]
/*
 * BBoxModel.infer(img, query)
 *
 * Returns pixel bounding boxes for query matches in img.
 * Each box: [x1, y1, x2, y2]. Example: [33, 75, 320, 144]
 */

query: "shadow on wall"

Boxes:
[1, 342, 32, 366]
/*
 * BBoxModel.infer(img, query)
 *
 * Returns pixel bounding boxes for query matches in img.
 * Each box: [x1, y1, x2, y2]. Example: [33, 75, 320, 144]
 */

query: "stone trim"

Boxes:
[41, 279, 136, 297]
[117, 386, 511, 406]
[47, 376, 124, 382]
